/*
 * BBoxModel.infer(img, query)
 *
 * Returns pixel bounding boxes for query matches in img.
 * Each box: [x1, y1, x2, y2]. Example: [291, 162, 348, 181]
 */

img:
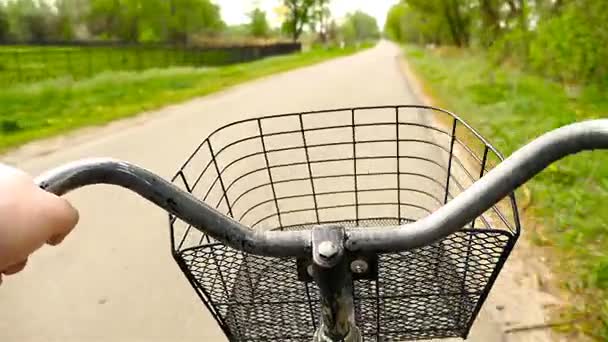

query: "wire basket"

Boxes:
[169, 106, 521, 341]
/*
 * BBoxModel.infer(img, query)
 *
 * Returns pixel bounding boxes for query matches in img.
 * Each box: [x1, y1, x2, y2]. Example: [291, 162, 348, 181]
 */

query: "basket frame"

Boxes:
[168, 105, 521, 341]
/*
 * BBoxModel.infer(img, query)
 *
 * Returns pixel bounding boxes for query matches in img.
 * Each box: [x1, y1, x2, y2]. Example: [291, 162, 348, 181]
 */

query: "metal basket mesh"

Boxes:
[169, 106, 520, 341]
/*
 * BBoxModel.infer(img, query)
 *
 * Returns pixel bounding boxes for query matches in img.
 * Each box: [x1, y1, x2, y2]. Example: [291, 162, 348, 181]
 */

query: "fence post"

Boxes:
[106, 48, 112, 71]
[42, 48, 49, 78]
[87, 47, 93, 77]
[14, 51, 22, 83]
[121, 46, 126, 70]
[136, 46, 142, 71]
[164, 45, 169, 67]
[65, 50, 73, 77]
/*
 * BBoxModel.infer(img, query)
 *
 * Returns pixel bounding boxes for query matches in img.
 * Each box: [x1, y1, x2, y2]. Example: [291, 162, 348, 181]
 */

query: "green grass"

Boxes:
[0, 45, 366, 152]
[404, 45, 608, 340]
[0, 45, 288, 87]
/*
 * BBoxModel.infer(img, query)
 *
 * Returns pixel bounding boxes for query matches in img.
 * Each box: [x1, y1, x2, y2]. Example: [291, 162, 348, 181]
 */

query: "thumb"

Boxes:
[35, 188, 79, 246]
[0, 164, 79, 271]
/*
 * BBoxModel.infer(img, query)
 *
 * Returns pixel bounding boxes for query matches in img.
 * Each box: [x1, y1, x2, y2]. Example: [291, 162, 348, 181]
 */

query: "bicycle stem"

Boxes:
[36, 119, 608, 257]
[311, 226, 361, 342]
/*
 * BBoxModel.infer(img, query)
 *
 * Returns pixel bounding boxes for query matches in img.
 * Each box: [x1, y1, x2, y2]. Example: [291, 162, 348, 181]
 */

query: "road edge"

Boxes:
[0, 50, 366, 166]
[395, 47, 561, 342]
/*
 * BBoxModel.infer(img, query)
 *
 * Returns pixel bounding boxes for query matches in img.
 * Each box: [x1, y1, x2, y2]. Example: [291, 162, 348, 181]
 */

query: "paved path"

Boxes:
[0, 41, 525, 341]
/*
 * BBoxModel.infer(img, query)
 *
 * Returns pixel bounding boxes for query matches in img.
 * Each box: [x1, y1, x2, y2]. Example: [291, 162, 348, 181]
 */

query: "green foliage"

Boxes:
[282, 0, 315, 41]
[528, 1, 608, 83]
[169, 0, 224, 41]
[6, 0, 81, 42]
[86, 0, 224, 43]
[410, 0, 472, 46]
[387, 0, 607, 84]
[2, 0, 223, 44]
[384, 2, 452, 44]
[405, 45, 608, 339]
[384, 0, 472, 46]
[488, 27, 531, 66]
[309, 0, 331, 42]
[3, 0, 87, 42]
[340, 11, 380, 44]
[249, 8, 270, 38]
[384, 3, 406, 41]
[5, 0, 59, 42]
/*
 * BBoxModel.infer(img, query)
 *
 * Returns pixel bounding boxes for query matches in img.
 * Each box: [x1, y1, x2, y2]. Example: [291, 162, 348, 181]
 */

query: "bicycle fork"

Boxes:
[310, 225, 363, 342]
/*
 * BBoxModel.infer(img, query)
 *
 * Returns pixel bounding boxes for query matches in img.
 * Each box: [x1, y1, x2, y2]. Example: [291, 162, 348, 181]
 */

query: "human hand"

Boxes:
[0, 163, 79, 284]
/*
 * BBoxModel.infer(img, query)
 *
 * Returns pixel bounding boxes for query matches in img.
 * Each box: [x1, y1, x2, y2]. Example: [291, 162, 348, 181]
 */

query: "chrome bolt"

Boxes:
[317, 241, 338, 259]
[350, 259, 369, 274]
[307, 264, 314, 277]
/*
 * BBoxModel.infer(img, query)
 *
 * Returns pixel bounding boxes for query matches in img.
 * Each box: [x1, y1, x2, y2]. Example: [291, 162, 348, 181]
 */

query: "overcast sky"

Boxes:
[216, 0, 398, 28]
[1, 0, 398, 29]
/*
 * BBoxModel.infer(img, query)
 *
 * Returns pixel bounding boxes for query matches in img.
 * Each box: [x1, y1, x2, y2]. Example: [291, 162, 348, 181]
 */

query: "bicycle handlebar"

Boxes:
[36, 119, 608, 256]
[347, 119, 608, 252]
[36, 159, 310, 257]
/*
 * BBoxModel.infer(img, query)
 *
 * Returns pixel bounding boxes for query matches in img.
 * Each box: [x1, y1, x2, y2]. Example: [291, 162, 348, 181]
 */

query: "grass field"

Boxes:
[404, 45, 608, 340]
[0, 44, 297, 87]
[0, 45, 366, 152]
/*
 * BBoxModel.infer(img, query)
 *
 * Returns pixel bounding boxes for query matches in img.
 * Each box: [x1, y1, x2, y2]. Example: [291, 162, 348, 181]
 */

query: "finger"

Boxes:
[34, 190, 79, 246]
[2, 259, 27, 275]
[47, 234, 67, 246]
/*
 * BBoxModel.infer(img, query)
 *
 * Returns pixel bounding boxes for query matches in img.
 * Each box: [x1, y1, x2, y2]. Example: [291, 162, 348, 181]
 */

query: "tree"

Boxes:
[86, 0, 224, 43]
[528, 0, 608, 83]
[5, 0, 34, 41]
[0, 4, 9, 42]
[340, 11, 380, 44]
[282, 0, 315, 41]
[443, 0, 471, 46]
[385, 1, 469, 46]
[310, 0, 330, 42]
[384, 3, 406, 42]
[86, 0, 124, 40]
[326, 19, 338, 42]
[167, 0, 224, 43]
[4, 0, 63, 43]
[405, 0, 472, 47]
[55, 0, 82, 41]
[477, 0, 501, 47]
[249, 8, 270, 38]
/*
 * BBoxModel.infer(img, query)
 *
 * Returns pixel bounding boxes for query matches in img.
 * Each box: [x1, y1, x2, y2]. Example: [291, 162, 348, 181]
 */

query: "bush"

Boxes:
[528, 1, 608, 83]
[1, 119, 22, 133]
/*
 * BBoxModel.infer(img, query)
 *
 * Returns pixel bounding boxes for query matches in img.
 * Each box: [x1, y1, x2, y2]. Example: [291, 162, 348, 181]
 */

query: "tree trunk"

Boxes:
[443, 2, 458, 45]
[480, 0, 500, 45]
[292, 19, 299, 41]
[290, 1, 300, 41]
[442, 0, 466, 46]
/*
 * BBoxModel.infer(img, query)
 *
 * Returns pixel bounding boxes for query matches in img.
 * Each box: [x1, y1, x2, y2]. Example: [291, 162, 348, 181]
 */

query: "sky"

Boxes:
[216, 0, 399, 28]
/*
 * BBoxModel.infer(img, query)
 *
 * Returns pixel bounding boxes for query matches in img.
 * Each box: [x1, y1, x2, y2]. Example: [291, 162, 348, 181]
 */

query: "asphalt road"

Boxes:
[0, 41, 514, 341]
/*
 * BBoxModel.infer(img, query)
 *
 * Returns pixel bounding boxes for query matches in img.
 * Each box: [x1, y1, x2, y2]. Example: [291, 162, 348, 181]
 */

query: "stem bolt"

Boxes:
[318, 241, 338, 259]
[350, 259, 369, 274]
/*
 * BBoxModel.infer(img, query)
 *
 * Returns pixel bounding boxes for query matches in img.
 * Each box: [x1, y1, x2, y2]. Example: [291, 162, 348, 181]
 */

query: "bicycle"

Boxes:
[36, 106, 607, 341]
